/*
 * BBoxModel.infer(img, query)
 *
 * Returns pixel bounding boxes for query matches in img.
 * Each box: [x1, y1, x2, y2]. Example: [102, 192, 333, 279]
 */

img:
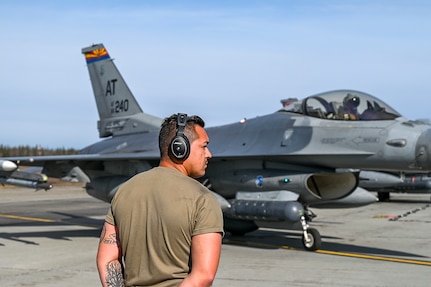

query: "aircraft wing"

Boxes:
[6, 152, 160, 163]
[2, 151, 159, 185]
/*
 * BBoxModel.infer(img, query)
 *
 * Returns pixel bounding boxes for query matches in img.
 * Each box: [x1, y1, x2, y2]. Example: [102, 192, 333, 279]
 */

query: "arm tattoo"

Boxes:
[105, 261, 125, 287]
[103, 233, 120, 245]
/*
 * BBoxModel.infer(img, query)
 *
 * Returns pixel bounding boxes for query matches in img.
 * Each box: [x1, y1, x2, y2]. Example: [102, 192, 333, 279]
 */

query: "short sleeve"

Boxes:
[192, 192, 224, 236]
[105, 205, 116, 226]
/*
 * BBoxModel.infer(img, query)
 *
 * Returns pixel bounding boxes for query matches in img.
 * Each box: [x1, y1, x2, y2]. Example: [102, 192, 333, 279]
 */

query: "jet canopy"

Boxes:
[281, 90, 401, 121]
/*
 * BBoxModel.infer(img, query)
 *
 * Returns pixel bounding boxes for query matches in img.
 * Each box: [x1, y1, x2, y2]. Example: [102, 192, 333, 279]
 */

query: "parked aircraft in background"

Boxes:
[0, 160, 52, 190]
[3, 44, 431, 250]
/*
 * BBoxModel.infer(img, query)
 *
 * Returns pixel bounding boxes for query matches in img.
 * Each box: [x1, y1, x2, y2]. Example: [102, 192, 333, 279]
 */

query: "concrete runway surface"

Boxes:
[1, 185, 430, 287]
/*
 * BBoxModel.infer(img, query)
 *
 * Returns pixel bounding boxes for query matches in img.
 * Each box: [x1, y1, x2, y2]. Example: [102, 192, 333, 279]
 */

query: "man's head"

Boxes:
[343, 93, 360, 111]
[159, 113, 212, 178]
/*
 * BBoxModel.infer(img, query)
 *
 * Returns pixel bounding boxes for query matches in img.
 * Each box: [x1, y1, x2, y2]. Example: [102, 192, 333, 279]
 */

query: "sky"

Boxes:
[1, 0, 430, 149]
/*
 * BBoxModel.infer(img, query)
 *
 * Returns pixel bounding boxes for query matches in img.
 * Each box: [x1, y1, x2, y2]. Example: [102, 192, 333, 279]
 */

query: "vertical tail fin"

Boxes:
[81, 44, 162, 138]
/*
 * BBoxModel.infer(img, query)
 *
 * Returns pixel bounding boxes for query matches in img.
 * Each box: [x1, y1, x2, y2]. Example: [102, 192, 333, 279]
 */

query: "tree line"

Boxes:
[0, 145, 78, 157]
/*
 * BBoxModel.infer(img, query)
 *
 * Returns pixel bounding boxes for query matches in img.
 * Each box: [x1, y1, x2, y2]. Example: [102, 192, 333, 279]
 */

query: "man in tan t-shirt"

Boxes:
[97, 113, 224, 287]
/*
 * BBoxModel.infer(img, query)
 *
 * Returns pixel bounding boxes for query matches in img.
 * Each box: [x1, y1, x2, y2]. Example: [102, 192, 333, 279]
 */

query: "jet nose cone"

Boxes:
[415, 128, 431, 170]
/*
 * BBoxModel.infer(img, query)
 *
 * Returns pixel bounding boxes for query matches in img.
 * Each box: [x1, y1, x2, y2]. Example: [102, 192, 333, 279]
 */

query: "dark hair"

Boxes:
[159, 114, 205, 158]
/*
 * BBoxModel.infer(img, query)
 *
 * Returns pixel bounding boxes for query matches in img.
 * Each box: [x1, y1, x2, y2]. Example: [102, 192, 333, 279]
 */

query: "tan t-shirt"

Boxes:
[106, 166, 223, 286]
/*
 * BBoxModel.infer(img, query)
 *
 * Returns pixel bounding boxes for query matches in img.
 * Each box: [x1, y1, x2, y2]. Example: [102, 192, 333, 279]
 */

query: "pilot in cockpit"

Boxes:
[339, 93, 361, 120]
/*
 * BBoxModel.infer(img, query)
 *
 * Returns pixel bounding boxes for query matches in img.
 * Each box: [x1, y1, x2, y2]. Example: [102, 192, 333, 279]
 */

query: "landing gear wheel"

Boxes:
[302, 228, 321, 251]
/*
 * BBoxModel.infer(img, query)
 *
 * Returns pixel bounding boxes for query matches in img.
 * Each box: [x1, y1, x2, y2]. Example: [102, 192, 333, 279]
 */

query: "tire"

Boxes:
[302, 228, 321, 251]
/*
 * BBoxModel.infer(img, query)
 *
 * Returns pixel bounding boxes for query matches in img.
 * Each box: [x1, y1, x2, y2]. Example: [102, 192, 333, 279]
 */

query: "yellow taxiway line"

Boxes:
[0, 213, 100, 228]
[224, 239, 431, 267]
[315, 249, 431, 266]
[0, 213, 56, 223]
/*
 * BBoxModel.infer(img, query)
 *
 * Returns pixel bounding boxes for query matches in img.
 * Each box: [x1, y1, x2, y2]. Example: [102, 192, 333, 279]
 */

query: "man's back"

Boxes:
[108, 166, 223, 286]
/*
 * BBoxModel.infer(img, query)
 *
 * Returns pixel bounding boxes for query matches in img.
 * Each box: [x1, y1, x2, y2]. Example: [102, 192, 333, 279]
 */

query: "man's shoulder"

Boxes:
[118, 166, 209, 195]
[129, 166, 179, 180]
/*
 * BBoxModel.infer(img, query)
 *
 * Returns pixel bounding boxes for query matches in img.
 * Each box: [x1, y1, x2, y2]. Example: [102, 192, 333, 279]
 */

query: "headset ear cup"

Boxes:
[170, 135, 190, 160]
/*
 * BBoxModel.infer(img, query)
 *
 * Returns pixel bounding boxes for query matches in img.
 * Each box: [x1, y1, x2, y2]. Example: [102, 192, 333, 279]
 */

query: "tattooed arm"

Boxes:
[97, 222, 125, 287]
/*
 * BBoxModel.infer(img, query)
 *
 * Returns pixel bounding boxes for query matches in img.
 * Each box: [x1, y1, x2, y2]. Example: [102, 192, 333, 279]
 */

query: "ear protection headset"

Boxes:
[169, 113, 190, 161]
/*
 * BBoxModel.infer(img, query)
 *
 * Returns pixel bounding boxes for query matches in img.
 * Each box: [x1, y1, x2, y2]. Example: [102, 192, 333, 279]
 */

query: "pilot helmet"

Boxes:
[343, 93, 360, 108]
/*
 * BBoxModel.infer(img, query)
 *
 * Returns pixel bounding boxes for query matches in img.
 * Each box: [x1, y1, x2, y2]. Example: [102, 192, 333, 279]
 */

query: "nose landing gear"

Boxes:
[300, 215, 321, 251]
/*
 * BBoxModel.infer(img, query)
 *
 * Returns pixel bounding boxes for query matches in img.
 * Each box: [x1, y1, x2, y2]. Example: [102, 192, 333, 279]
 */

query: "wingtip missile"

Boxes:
[0, 160, 17, 171]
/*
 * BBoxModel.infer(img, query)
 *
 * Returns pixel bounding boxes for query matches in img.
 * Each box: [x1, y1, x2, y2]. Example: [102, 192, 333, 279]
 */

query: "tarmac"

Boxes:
[1, 185, 430, 287]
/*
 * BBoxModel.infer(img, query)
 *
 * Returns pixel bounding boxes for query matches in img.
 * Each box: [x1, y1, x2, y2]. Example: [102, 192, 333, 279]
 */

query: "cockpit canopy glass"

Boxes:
[281, 90, 401, 121]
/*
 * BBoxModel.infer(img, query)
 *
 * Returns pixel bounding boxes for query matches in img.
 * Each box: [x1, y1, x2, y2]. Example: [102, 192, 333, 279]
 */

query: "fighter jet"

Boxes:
[3, 44, 431, 250]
